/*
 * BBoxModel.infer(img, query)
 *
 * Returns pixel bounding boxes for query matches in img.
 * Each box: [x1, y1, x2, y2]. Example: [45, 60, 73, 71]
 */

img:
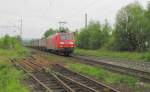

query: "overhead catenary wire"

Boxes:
[63, 0, 101, 19]
[75, 0, 102, 14]
[82, 0, 101, 12]
[58, 0, 101, 28]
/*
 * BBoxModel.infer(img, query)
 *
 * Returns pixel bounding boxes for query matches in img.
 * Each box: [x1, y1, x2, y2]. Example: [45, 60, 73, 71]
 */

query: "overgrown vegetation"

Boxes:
[0, 35, 29, 92]
[0, 35, 28, 58]
[0, 63, 29, 92]
[67, 62, 150, 92]
[46, 53, 141, 88]
[76, 2, 150, 61]
[77, 2, 150, 55]
[67, 63, 139, 86]
[77, 20, 110, 49]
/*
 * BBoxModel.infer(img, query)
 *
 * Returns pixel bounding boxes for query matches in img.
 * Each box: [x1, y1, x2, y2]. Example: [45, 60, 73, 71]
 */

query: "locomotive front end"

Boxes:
[58, 32, 75, 55]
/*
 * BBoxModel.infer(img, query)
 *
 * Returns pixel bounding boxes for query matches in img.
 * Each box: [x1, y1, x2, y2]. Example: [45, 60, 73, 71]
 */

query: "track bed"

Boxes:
[11, 58, 119, 92]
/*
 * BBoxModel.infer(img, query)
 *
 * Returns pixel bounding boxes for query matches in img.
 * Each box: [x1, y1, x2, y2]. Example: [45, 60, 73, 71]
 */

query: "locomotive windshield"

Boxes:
[60, 33, 73, 40]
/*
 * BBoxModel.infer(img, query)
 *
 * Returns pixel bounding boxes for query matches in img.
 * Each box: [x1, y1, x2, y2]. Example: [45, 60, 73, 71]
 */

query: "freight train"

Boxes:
[30, 31, 76, 56]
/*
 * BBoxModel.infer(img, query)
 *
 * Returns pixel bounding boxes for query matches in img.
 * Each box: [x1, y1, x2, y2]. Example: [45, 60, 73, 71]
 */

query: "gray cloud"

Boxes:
[0, 0, 148, 39]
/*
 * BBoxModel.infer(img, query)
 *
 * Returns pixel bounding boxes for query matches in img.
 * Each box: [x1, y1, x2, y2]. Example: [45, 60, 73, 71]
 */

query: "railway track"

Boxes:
[28, 45, 150, 84]
[34, 49, 150, 82]
[11, 59, 53, 92]
[52, 64, 119, 92]
[71, 55, 150, 82]
[11, 59, 75, 92]
[11, 59, 119, 92]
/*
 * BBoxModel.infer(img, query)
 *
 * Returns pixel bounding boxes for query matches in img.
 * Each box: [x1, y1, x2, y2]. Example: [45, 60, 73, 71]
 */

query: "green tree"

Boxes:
[3, 35, 12, 49]
[77, 20, 110, 49]
[88, 21, 102, 49]
[112, 2, 149, 51]
[0, 35, 22, 49]
[101, 19, 111, 46]
[44, 28, 56, 37]
[77, 28, 90, 49]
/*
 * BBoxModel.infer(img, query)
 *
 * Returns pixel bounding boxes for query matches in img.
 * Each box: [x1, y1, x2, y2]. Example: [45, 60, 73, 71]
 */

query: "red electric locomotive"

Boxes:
[46, 32, 75, 55]
[30, 31, 75, 56]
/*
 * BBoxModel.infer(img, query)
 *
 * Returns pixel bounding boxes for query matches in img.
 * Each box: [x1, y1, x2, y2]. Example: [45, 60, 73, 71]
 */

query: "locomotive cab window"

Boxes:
[60, 33, 73, 40]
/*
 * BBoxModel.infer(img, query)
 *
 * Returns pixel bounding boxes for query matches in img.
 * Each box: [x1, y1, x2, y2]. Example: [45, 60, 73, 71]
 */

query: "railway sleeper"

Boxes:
[52, 64, 120, 92]
[54, 72, 98, 92]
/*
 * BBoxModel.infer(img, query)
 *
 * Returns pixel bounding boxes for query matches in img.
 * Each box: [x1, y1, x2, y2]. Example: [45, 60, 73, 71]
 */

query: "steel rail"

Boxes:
[34, 48, 150, 82]
[10, 59, 53, 92]
[10, 59, 76, 92]
[50, 73, 76, 92]
[52, 64, 120, 92]
[54, 72, 98, 92]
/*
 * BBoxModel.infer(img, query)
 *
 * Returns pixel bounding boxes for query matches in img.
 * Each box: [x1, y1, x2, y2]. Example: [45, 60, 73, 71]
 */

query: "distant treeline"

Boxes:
[76, 2, 150, 52]
[44, 28, 70, 37]
[0, 35, 22, 49]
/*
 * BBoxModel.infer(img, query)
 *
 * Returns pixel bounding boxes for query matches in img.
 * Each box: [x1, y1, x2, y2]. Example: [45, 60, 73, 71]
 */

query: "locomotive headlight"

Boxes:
[60, 42, 64, 44]
[69, 42, 73, 44]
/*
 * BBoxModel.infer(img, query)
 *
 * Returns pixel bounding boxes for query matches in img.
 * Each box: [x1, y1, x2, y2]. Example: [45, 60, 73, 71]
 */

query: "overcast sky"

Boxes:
[0, 0, 148, 39]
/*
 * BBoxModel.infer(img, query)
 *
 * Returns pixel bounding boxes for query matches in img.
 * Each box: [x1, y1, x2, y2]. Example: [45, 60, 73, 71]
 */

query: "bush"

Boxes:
[77, 28, 90, 49]
[0, 35, 22, 49]
[0, 35, 29, 58]
[77, 20, 110, 49]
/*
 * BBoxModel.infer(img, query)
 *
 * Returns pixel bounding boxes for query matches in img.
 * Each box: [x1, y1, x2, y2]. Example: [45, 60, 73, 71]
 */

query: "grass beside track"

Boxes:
[67, 63, 139, 86]
[0, 48, 29, 92]
[0, 48, 29, 59]
[75, 48, 150, 62]
[0, 63, 29, 92]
